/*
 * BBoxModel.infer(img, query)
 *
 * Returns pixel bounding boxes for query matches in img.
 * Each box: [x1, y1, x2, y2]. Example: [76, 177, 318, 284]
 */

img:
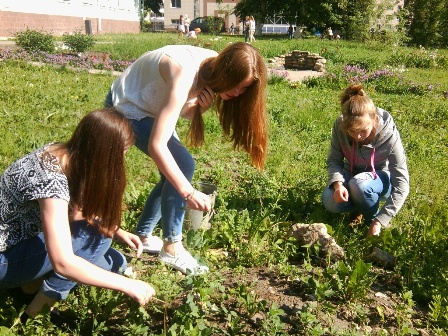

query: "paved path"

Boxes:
[285, 69, 324, 82]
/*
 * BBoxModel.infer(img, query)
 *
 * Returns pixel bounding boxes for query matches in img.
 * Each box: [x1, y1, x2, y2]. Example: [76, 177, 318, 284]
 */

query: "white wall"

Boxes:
[0, 0, 140, 22]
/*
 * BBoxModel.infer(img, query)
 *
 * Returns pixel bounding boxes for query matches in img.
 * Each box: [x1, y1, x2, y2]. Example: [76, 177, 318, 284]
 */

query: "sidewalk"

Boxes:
[285, 69, 323, 82]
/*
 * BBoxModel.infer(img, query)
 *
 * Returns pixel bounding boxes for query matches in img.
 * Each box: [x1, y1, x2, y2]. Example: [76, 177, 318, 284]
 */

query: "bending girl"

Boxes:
[105, 42, 267, 275]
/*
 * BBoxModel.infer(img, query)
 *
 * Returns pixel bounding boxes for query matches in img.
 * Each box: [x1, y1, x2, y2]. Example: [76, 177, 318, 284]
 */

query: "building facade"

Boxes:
[0, 0, 141, 37]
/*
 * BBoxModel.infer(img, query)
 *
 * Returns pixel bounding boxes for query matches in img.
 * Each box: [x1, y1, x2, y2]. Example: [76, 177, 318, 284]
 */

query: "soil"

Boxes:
[125, 251, 431, 335]
[217, 267, 429, 335]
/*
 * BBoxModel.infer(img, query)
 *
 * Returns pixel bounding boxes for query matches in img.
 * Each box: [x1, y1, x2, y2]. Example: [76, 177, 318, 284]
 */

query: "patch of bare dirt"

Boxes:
[122, 248, 431, 335]
[219, 266, 430, 335]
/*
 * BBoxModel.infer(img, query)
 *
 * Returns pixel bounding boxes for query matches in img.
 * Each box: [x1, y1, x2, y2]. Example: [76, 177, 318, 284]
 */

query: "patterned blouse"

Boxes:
[0, 144, 70, 252]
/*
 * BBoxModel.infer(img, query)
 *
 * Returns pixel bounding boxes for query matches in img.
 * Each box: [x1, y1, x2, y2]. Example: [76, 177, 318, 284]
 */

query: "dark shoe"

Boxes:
[18, 309, 77, 329]
[7, 287, 36, 307]
[20, 312, 30, 324]
[50, 308, 78, 330]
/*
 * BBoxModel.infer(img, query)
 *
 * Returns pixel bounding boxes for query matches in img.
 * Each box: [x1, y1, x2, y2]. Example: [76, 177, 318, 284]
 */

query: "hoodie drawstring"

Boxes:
[351, 141, 378, 179]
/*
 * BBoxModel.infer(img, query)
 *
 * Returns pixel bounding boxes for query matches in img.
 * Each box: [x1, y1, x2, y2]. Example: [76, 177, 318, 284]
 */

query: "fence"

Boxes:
[261, 24, 296, 34]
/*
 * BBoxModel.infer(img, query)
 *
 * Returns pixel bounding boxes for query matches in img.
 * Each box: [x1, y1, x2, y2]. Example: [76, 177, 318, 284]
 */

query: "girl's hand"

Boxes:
[125, 280, 156, 305]
[186, 189, 212, 212]
[197, 85, 215, 113]
[367, 219, 382, 237]
[115, 229, 143, 257]
[333, 185, 349, 203]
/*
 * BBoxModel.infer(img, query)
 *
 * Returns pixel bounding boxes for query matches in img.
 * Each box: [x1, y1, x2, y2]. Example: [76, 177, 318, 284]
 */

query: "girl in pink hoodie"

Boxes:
[322, 84, 409, 236]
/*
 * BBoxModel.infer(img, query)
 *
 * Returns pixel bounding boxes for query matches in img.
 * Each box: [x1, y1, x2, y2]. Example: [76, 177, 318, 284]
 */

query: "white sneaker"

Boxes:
[141, 235, 163, 254]
[159, 247, 209, 275]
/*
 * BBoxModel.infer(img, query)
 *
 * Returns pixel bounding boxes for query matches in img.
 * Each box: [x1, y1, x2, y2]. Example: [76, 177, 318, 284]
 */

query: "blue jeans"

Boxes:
[0, 220, 126, 300]
[130, 117, 195, 242]
[321, 171, 391, 223]
[104, 91, 195, 242]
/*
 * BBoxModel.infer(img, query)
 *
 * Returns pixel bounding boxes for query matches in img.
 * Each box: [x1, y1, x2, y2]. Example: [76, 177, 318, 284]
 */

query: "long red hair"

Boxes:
[188, 42, 268, 170]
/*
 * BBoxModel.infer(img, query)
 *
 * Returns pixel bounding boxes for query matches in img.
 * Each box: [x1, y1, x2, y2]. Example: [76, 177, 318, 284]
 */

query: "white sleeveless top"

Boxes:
[111, 45, 218, 120]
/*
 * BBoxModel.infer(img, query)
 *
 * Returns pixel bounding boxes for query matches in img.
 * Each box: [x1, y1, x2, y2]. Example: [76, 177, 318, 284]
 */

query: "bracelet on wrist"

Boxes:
[184, 189, 195, 201]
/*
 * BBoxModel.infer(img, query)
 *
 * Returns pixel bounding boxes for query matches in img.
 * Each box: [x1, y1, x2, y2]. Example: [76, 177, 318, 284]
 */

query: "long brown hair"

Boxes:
[64, 108, 134, 237]
[188, 42, 268, 170]
[340, 84, 377, 132]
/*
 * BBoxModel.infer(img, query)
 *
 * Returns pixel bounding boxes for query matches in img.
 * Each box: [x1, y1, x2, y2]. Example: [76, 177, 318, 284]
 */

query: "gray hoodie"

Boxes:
[326, 108, 409, 227]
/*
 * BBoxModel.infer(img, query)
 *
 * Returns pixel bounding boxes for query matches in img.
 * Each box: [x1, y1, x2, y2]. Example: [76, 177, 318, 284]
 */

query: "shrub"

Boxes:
[303, 64, 435, 96]
[204, 16, 224, 35]
[141, 21, 152, 33]
[62, 30, 95, 53]
[387, 47, 448, 69]
[14, 28, 55, 53]
[267, 69, 289, 84]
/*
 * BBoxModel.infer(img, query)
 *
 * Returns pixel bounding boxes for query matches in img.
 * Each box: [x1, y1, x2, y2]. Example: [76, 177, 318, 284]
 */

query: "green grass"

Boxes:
[1, 32, 448, 335]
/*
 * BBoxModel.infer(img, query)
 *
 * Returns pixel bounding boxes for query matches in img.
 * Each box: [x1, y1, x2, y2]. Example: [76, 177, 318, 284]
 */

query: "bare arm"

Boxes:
[149, 56, 211, 211]
[39, 198, 155, 305]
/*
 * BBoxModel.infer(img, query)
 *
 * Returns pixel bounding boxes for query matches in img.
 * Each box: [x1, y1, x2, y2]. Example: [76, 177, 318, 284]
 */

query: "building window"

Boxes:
[171, 0, 181, 8]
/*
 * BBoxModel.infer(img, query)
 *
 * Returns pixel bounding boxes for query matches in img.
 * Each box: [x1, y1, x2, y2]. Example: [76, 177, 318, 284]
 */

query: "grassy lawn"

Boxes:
[0, 32, 447, 335]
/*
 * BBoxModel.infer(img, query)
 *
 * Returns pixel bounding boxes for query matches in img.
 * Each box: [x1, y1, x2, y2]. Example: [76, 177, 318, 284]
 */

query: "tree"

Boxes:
[339, 0, 377, 40]
[233, 0, 284, 35]
[232, 0, 367, 39]
[407, 0, 447, 47]
[230, 0, 403, 42]
[143, 0, 163, 14]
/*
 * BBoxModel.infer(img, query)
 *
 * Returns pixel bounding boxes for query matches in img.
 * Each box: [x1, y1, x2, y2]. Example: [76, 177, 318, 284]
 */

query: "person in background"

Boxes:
[178, 15, 185, 37]
[288, 25, 294, 39]
[244, 16, 250, 43]
[327, 26, 334, 40]
[186, 27, 201, 39]
[249, 16, 256, 43]
[184, 14, 190, 34]
[105, 42, 268, 275]
[0, 108, 155, 324]
[230, 23, 235, 35]
[321, 84, 409, 237]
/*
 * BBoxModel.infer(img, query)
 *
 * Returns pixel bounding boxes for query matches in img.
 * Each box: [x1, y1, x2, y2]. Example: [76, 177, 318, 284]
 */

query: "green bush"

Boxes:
[387, 47, 448, 69]
[14, 28, 55, 53]
[62, 30, 95, 53]
[204, 16, 224, 35]
[141, 21, 152, 33]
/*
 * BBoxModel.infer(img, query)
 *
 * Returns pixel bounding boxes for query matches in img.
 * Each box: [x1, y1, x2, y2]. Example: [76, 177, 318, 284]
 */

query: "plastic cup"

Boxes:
[185, 182, 217, 231]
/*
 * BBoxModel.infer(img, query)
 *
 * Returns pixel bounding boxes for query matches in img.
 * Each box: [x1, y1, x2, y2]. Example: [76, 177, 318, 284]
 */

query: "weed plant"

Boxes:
[0, 33, 447, 334]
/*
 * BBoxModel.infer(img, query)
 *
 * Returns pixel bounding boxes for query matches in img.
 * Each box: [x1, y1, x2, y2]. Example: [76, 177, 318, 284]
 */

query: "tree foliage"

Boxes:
[226, 0, 448, 47]
[143, 0, 163, 14]
[233, 0, 284, 32]
[232, 0, 380, 40]
[406, 0, 448, 47]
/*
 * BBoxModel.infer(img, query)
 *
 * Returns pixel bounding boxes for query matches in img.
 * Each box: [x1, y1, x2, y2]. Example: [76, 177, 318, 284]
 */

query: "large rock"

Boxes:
[365, 247, 396, 269]
[289, 223, 345, 261]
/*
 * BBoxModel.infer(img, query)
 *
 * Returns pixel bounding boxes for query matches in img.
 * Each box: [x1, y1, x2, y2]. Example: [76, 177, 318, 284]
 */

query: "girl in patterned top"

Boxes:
[0, 108, 155, 322]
